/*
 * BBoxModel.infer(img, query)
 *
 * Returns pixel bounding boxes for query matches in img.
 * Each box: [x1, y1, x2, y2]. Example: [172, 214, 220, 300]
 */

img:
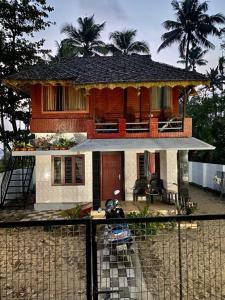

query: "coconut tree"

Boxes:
[206, 67, 223, 96]
[48, 40, 77, 62]
[55, 40, 77, 59]
[218, 56, 225, 76]
[107, 29, 150, 55]
[61, 15, 107, 57]
[158, 0, 225, 116]
[158, 0, 225, 70]
[177, 46, 208, 71]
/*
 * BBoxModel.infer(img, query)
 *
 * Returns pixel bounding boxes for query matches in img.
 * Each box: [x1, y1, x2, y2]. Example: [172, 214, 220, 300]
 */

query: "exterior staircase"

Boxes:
[0, 156, 35, 209]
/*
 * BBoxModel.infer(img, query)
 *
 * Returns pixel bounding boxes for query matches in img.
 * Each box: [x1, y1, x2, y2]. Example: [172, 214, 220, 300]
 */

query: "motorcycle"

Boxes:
[104, 190, 132, 252]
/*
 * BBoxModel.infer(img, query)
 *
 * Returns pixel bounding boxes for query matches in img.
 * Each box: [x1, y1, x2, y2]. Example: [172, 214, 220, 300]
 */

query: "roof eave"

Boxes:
[3, 79, 210, 93]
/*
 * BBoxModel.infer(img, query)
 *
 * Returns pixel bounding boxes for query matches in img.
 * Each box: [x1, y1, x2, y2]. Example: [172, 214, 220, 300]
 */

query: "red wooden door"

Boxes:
[101, 152, 124, 201]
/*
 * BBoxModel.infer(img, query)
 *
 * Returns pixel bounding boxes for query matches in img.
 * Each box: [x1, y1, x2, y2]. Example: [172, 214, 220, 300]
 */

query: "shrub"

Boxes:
[127, 207, 175, 237]
[60, 205, 82, 219]
[59, 204, 91, 219]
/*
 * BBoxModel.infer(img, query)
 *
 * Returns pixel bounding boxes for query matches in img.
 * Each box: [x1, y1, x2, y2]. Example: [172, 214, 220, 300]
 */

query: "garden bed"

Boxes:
[138, 220, 225, 299]
[0, 226, 86, 299]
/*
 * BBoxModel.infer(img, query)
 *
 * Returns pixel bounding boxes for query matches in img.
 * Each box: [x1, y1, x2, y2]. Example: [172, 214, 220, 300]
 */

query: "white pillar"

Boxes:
[124, 151, 137, 201]
[179, 150, 189, 184]
[160, 150, 178, 192]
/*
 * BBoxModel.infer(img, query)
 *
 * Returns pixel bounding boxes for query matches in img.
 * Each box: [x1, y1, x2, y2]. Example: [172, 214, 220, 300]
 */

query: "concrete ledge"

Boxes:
[34, 202, 85, 211]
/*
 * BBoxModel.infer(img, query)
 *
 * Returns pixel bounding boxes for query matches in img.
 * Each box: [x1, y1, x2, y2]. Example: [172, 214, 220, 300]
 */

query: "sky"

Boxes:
[34, 0, 225, 73]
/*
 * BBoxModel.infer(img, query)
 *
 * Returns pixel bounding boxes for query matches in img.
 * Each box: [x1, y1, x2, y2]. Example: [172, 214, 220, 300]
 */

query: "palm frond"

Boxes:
[171, 0, 180, 11]
[158, 29, 182, 52]
[163, 20, 181, 30]
[128, 41, 150, 54]
[108, 29, 148, 55]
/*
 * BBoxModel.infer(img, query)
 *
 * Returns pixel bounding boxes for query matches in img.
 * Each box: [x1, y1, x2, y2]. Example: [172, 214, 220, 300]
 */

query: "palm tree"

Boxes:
[61, 15, 107, 57]
[206, 67, 223, 96]
[55, 40, 77, 59]
[48, 40, 77, 62]
[177, 46, 208, 71]
[218, 56, 225, 76]
[107, 29, 150, 55]
[158, 0, 225, 70]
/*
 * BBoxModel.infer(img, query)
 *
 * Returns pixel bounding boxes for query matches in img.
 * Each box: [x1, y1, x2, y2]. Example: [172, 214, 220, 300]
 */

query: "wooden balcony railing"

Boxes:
[87, 117, 192, 139]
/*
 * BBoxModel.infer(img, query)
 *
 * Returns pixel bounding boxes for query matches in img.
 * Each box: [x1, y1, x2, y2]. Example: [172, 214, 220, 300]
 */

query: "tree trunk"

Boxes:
[8, 88, 18, 134]
[0, 103, 11, 152]
[183, 37, 191, 117]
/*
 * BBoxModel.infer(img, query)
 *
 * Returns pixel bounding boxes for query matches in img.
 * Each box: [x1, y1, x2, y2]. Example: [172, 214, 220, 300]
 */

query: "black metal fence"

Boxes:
[0, 219, 91, 300]
[1, 215, 225, 299]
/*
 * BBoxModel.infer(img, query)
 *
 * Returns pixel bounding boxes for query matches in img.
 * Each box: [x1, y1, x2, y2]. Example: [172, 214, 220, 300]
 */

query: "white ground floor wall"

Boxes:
[35, 152, 92, 210]
[35, 149, 179, 210]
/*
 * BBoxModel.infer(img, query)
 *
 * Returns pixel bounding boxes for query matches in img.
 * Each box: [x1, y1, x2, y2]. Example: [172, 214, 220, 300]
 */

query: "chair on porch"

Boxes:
[146, 173, 165, 203]
[133, 178, 148, 201]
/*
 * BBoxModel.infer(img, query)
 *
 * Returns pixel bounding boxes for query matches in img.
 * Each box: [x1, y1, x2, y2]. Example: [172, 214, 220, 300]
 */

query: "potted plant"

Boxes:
[52, 138, 76, 150]
[25, 142, 35, 151]
[34, 135, 52, 150]
[13, 141, 25, 151]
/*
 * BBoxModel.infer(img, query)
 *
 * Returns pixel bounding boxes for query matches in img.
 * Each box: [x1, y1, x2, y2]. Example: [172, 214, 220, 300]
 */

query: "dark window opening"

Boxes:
[52, 155, 85, 185]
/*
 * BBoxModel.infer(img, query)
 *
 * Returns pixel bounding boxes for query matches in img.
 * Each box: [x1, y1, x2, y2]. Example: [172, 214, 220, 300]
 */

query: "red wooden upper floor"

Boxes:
[30, 84, 192, 138]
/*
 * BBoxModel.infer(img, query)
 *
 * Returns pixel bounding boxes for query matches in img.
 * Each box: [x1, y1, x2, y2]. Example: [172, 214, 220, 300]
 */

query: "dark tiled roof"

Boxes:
[7, 54, 207, 84]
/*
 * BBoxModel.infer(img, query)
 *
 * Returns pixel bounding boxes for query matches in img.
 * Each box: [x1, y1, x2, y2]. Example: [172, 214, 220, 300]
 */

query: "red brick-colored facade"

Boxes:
[30, 84, 189, 138]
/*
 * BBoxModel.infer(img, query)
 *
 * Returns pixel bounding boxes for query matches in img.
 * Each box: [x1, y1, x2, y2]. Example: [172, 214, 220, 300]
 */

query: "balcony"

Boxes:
[87, 117, 192, 139]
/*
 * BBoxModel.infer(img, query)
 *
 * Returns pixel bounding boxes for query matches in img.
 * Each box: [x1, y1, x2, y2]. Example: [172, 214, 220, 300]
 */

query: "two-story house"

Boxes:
[4, 55, 214, 210]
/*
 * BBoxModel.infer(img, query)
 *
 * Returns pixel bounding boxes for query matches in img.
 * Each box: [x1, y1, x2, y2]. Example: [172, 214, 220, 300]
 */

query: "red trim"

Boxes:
[87, 117, 192, 139]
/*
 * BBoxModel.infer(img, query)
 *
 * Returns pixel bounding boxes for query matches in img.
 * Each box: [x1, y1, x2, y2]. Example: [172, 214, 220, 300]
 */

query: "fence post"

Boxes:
[86, 219, 92, 300]
[178, 220, 183, 300]
[92, 221, 98, 300]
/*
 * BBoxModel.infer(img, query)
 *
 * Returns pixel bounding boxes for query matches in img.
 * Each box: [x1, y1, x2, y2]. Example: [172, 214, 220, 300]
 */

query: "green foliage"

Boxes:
[60, 204, 90, 219]
[185, 202, 198, 215]
[60, 205, 82, 219]
[177, 46, 208, 71]
[188, 94, 225, 164]
[59, 15, 106, 58]
[0, 0, 54, 151]
[34, 135, 52, 149]
[127, 207, 175, 237]
[107, 29, 150, 56]
[53, 137, 76, 149]
[13, 141, 34, 149]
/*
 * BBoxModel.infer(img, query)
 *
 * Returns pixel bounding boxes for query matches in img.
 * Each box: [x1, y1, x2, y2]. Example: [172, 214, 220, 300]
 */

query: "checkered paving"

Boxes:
[0, 209, 64, 222]
[21, 210, 63, 221]
[98, 245, 139, 300]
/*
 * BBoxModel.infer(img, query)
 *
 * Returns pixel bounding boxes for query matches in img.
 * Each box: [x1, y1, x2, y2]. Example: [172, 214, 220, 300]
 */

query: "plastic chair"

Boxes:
[133, 178, 148, 201]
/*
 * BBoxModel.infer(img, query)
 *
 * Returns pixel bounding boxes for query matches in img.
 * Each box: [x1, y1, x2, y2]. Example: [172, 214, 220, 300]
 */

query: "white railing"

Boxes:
[158, 118, 183, 132]
[126, 122, 149, 132]
[95, 122, 118, 133]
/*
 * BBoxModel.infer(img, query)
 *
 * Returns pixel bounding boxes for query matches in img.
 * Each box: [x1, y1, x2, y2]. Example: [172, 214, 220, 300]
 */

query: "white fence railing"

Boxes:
[189, 161, 225, 191]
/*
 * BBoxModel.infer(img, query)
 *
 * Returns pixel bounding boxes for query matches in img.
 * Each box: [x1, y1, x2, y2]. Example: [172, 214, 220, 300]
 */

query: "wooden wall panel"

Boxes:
[30, 118, 87, 133]
[172, 86, 180, 116]
[90, 88, 124, 121]
[140, 87, 150, 120]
